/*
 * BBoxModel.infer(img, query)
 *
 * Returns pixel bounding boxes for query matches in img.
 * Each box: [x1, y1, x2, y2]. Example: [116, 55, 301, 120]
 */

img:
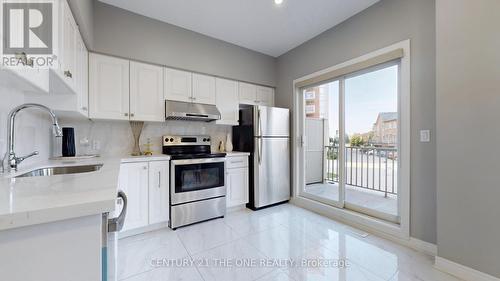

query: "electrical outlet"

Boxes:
[92, 140, 101, 151]
[420, 130, 430, 142]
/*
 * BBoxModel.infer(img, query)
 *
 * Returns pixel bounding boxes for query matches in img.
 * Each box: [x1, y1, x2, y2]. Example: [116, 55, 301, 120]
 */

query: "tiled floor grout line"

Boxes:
[117, 205, 460, 281]
[174, 231, 207, 281]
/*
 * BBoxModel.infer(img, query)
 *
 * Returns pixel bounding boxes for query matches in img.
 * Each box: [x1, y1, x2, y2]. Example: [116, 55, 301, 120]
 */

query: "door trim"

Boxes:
[292, 39, 411, 239]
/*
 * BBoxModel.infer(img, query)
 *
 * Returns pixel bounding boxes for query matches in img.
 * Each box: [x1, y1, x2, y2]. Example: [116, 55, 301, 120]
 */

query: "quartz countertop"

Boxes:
[0, 157, 122, 231]
[121, 154, 171, 163]
[224, 151, 251, 157]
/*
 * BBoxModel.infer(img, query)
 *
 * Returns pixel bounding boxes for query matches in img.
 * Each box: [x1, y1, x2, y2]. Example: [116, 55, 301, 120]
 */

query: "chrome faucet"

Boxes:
[1, 104, 63, 173]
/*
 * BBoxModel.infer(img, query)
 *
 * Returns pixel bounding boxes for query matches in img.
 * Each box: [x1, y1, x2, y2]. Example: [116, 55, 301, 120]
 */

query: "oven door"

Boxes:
[171, 158, 226, 205]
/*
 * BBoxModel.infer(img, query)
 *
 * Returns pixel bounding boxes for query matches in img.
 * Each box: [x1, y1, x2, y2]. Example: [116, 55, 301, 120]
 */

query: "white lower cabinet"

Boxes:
[148, 161, 170, 224]
[119, 162, 149, 231]
[119, 160, 170, 233]
[226, 156, 249, 208]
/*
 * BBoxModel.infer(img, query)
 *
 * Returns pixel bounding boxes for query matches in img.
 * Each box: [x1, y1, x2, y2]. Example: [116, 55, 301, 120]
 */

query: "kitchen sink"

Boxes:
[15, 164, 103, 178]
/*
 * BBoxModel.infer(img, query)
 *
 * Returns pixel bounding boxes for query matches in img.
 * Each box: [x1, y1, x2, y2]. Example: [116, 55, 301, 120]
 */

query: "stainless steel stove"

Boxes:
[163, 135, 226, 229]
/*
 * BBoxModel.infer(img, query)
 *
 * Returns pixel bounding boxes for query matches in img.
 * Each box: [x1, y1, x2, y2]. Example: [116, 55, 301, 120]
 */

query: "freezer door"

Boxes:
[254, 106, 290, 137]
[254, 137, 290, 208]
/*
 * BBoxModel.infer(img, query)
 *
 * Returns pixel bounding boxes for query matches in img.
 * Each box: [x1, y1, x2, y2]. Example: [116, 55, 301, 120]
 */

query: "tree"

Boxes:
[350, 135, 365, 147]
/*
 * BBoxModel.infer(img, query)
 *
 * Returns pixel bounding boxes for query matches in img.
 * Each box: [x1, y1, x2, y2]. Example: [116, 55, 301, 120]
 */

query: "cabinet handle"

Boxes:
[15, 52, 33, 67]
[130, 113, 135, 117]
[64, 70, 72, 78]
[143, 166, 147, 170]
[230, 160, 244, 164]
[81, 107, 87, 111]
[158, 171, 161, 188]
[124, 113, 129, 117]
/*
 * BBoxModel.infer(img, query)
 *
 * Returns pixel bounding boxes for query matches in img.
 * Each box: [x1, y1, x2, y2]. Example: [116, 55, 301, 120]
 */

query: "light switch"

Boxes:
[420, 130, 430, 142]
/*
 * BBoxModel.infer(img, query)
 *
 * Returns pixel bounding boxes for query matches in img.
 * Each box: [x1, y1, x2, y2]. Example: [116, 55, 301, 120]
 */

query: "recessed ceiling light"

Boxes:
[274, 0, 283, 5]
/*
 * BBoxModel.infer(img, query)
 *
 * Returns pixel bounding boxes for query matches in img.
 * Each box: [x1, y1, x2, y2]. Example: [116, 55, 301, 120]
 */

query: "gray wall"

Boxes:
[67, 0, 94, 48]
[92, 2, 276, 87]
[276, 0, 436, 243]
[436, 0, 500, 277]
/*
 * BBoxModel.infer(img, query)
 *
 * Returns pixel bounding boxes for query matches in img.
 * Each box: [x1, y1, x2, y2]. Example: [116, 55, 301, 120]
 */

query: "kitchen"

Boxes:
[1, 1, 290, 280]
[2, 0, 499, 281]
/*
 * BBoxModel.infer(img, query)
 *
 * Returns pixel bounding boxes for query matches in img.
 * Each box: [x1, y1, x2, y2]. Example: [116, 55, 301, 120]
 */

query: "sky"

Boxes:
[324, 64, 398, 136]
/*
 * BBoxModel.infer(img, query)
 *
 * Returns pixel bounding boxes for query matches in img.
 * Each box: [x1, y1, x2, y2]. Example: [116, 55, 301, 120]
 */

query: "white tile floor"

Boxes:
[305, 183, 398, 216]
[118, 204, 461, 281]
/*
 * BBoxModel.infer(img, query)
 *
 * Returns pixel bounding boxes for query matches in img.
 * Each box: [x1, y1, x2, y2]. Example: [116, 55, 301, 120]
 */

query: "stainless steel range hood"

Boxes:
[165, 100, 221, 122]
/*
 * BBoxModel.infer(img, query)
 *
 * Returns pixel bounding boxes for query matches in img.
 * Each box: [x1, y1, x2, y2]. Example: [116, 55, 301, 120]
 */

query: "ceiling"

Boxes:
[98, 0, 379, 57]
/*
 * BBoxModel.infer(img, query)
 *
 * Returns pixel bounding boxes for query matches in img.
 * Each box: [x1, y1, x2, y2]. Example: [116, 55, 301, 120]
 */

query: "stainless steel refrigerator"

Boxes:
[233, 105, 290, 210]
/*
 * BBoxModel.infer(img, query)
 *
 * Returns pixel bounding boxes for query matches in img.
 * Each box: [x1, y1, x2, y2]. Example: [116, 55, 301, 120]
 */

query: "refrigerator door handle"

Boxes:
[258, 137, 263, 164]
[258, 108, 263, 137]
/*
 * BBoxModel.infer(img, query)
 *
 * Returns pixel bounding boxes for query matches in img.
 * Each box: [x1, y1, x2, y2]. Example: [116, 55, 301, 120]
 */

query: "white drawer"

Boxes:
[226, 156, 248, 169]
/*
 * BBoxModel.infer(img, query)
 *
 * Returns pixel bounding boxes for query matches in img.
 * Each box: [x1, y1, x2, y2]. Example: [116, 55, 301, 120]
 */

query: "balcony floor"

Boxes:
[304, 182, 398, 217]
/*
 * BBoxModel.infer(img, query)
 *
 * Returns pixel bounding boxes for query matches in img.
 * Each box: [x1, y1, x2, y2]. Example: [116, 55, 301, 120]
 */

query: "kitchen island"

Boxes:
[0, 157, 122, 281]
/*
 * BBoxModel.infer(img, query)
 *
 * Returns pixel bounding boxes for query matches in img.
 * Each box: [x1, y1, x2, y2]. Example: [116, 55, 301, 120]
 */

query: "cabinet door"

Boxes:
[61, 0, 78, 91]
[226, 167, 249, 208]
[216, 78, 239, 125]
[119, 162, 149, 231]
[192, 73, 216, 105]
[165, 68, 192, 103]
[256, 86, 275, 107]
[76, 33, 88, 116]
[89, 53, 130, 120]
[130, 62, 164, 122]
[239, 82, 257, 105]
[148, 161, 170, 225]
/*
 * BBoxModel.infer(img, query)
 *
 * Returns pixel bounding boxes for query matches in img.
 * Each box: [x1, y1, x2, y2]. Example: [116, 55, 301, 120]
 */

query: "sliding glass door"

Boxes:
[302, 80, 343, 208]
[300, 62, 401, 223]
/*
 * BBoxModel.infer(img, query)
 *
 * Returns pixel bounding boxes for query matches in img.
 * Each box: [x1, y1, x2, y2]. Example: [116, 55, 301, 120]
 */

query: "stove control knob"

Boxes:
[170, 138, 174, 142]
[165, 138, 169, 142]
[206, 138, 211, 142]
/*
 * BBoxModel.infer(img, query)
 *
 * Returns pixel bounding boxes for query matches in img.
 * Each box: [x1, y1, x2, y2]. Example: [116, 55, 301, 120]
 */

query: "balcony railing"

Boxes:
[325, 146, 398, 197]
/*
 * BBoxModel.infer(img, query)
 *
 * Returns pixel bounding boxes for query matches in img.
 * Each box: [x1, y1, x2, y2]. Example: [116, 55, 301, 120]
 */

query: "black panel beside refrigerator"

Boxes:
[233, 105, 291, 210]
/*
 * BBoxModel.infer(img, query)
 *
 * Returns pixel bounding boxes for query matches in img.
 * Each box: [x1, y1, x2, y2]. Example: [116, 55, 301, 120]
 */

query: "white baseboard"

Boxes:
[435, 257, 500, 281]
[118, 222, 169, 239]
[408, 237, 437, 256]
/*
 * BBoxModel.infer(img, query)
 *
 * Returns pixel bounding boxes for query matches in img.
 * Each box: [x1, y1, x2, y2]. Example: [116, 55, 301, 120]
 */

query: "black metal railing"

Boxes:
[325, 146, 398, 197]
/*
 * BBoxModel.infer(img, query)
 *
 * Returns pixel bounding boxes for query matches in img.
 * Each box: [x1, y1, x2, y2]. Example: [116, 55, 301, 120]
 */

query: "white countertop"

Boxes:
[0, 152, 247, 231]
[0, 157, 121, 231]
[121, 154, 171, 163]
[224, 151, 251, 157]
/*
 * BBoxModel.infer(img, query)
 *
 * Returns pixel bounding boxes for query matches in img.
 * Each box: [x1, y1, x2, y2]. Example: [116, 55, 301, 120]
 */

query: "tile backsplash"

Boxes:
[0, 86, 52, 168]
[59, 119, 233, 157]
[1, 84, 233, 164]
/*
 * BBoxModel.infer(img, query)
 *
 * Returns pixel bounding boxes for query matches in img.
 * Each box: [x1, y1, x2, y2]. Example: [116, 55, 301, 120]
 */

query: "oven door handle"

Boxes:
[171, 158, 226, 165]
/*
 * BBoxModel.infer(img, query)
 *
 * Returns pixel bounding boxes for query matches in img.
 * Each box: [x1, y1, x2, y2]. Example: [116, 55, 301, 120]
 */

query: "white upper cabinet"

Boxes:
[239, 82, 257, 105]
[130, 62, 164, 122]
[239, 82, 275, 106]
[148, 161, 170, 225]
[192, 73, 216, 105]
[216, 78, 239, 125]
[89, 53, 130, 120]
[164, 68, 192, 103]
[76, 32, 88, 116]
[59, 0, 78, 91]
[256, 86, 275, 107]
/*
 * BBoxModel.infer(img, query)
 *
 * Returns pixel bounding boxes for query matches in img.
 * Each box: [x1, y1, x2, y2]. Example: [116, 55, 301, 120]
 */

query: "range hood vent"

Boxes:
[165, 100, 221, 122]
